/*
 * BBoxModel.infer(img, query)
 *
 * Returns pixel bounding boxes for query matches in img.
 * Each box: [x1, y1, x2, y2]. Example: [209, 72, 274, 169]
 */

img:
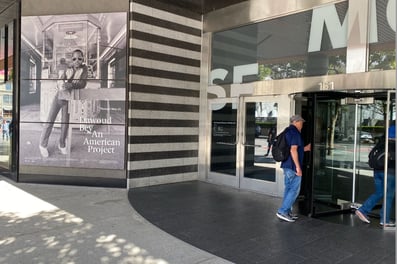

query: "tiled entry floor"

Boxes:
[128, 181, 395, 264]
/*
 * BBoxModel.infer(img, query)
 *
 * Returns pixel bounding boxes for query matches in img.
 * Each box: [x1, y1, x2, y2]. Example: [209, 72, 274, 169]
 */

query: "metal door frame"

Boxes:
[238, 95, 290, 196]
[382, 90, 395, 229]
[206, 95, 291, 197]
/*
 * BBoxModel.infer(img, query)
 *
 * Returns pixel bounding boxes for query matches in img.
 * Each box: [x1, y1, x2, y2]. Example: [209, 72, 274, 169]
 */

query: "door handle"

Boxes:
[216, 142, 237, 146]
[243, 144, 262, 148]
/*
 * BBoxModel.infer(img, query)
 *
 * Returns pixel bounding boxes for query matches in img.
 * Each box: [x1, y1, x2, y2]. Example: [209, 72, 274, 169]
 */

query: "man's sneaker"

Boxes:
[39, 145, 49, 158]
[276, 212, 295, 222]
[288, 212, 299, 220]
[355, 209, 370, 223]
[58, 144, 67, 155]
[380, 221, 396, 227]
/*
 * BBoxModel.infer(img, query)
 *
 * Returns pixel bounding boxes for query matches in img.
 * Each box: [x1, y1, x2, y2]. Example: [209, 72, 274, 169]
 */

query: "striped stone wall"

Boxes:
[128, 0, 202, 187]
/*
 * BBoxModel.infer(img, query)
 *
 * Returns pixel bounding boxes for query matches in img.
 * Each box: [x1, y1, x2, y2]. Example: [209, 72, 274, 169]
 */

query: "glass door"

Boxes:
[311, 95, 358, 215]
[238, 95, 290, 195]
[208, 98, 239, 188]
[207, 95, 290, 196]
[308, 91, 395, 219]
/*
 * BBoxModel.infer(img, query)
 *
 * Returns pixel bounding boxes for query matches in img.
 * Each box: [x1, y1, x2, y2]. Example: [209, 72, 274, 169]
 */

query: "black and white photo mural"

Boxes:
[20, 12, 127, 170]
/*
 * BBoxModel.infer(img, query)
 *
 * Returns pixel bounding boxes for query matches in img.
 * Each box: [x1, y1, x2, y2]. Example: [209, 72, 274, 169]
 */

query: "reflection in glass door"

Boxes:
[242, 101, 277, 182]
[312, 98, 358, 215]
[238, 97, 286, 195]
[0, 21, 14, 172]
[210, 100, 237, 176]
[208, 99, 238, 187]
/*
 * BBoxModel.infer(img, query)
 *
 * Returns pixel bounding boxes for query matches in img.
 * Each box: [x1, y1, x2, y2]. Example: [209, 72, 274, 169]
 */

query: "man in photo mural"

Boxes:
[276, 115, 311, 222]
[39, 49, 88, 157]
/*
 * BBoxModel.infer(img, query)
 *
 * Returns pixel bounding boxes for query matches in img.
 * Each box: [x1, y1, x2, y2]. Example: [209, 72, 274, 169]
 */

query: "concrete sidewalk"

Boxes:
[0, 176, 231, 264]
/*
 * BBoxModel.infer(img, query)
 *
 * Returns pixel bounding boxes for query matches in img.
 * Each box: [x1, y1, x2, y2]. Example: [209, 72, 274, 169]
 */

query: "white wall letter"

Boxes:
[308, 5, 348, 52]
[233, 63, 258, 84]
[387, 0, 396, 31]
[209, 68, 228, 99]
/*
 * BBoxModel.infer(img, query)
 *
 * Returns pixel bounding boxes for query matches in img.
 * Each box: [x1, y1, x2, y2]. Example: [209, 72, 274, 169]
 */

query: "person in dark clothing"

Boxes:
[276, 115, 311, 222]
[355, 124, 396, 227]
[264, 126, 276, 156]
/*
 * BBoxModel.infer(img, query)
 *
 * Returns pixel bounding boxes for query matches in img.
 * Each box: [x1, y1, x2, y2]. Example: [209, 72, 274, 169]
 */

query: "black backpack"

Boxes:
[368, 140, 396, 169]
[272, 128, 290, 162]
[368, 142, 385, 169]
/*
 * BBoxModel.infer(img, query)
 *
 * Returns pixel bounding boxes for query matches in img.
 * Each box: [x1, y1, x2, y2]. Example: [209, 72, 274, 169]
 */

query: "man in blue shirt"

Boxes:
[276, 115, 311, 222]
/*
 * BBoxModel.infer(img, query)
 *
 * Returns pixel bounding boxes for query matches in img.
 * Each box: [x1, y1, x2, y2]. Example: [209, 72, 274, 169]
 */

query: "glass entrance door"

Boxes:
[208, 95, 290, 196]
[307, 91, 395, 219]
[238, 96, 290, 195]
[208, 98, 239, 188]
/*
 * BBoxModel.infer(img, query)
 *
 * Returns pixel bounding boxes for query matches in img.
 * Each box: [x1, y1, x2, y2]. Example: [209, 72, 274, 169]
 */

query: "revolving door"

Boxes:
[300, 91, 395, 222]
